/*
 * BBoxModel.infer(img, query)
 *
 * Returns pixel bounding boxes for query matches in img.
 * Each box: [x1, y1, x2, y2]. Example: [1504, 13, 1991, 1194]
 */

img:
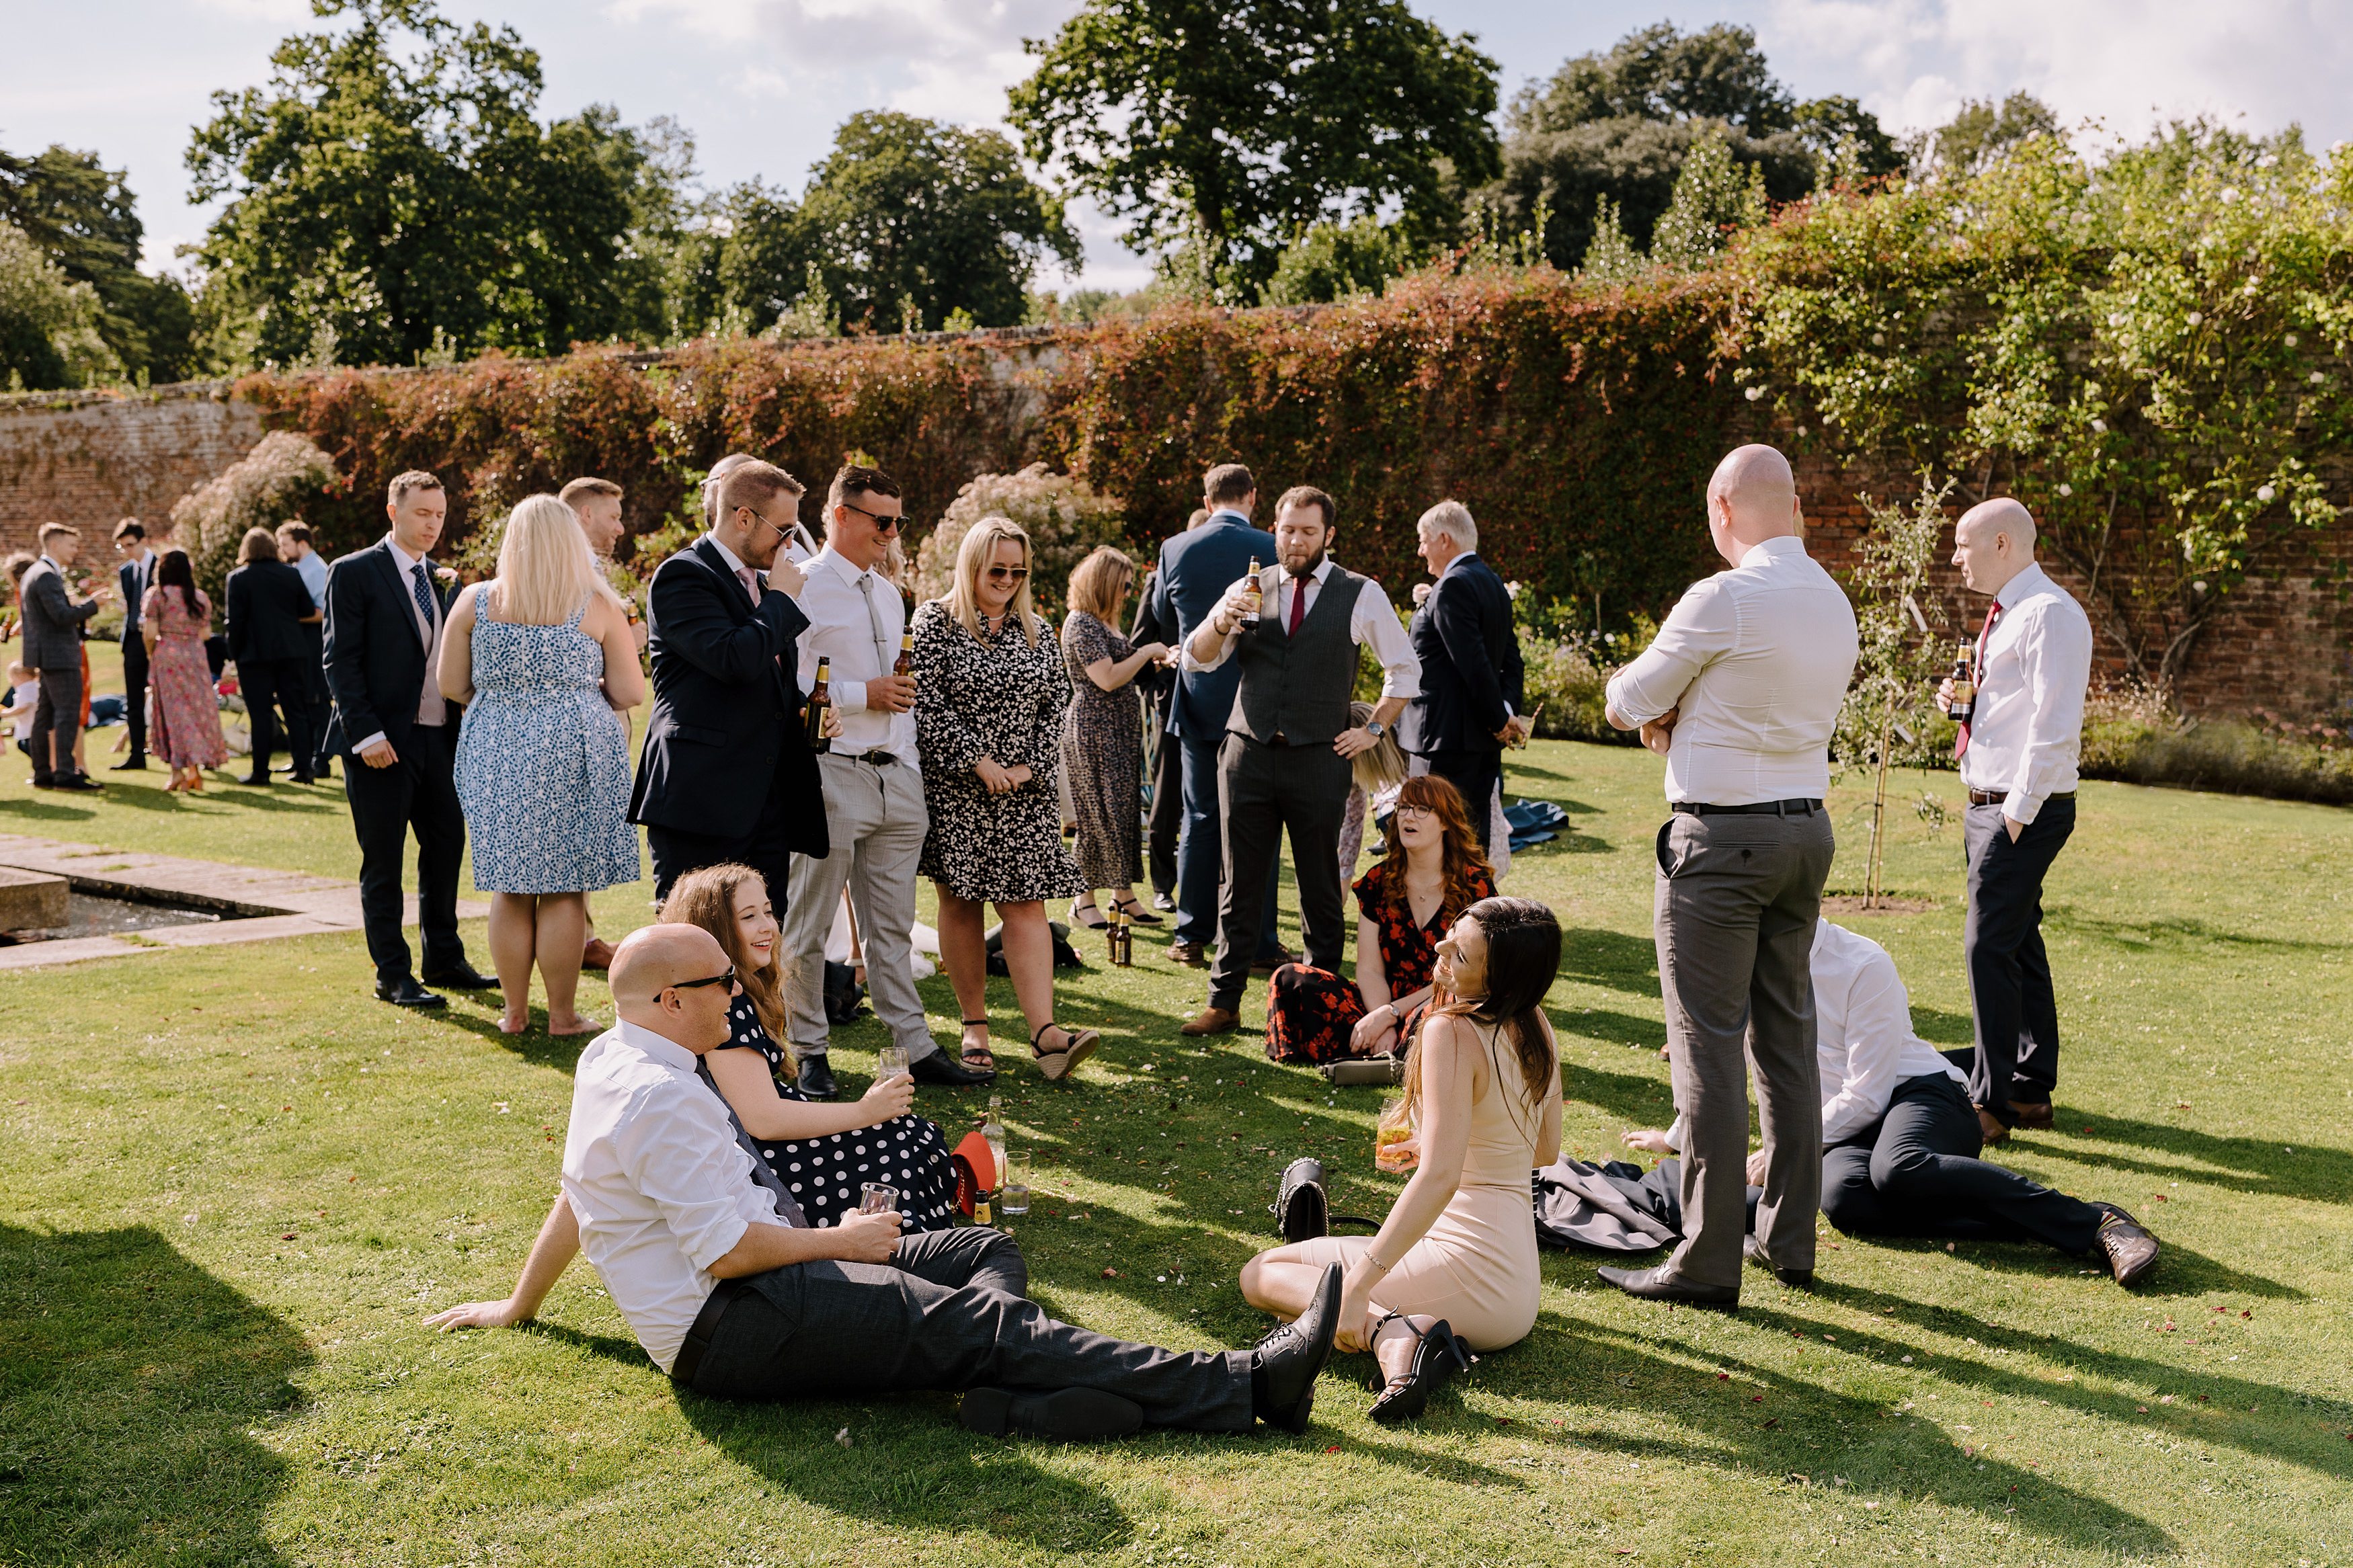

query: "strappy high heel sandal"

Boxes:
[959, 1018, 996, 1074]
[1070, 898, 1110, 931]
[1111, 894, 1163, 925]
[1366, 1313, 1473, 1425]
[1030, 1020, 1101, 1081]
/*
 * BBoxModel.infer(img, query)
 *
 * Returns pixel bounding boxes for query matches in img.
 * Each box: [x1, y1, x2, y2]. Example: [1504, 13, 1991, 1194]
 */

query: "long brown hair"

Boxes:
[1373, 774, 1491, 931]
[1391, 896, 1562, 1130]
[657, 863, 789, 1056]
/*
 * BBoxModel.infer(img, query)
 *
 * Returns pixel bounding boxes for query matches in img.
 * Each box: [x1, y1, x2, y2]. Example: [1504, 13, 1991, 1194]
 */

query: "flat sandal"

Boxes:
[959, 1018, 996, 1073]
[1030, 1020, 1101, 1082]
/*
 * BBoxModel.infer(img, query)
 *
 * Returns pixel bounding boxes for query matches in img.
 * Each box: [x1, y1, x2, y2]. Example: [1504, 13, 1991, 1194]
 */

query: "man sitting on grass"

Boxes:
[1622, 919, 2160, 1288]
[427, 922, 1342, 1440]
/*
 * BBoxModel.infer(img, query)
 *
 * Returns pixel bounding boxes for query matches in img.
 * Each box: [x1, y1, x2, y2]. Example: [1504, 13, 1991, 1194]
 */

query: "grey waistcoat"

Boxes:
[1227, 565, 1363, 745]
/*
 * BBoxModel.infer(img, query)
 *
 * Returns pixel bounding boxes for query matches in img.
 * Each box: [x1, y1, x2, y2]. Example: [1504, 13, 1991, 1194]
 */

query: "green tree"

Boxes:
[0, 143, 197, 382]
[186, 0, 684, 368]
[1006, 0, 1500, 290]
[1911, 92, 2061, 181]
[1647, 126, 1767, 269]
[0, 219, 121, 389]
[1259, 216, 1414, 305]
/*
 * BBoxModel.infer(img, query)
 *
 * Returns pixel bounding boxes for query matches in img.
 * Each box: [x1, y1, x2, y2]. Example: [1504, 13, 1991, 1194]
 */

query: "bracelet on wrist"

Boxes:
[1363, 1253, 1395, 1274]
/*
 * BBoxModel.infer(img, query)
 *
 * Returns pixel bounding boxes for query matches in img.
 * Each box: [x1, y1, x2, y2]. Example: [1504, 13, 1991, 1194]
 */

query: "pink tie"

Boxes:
[1287, 573, 1308, 636]
[737, 566, 759, 603]
[1954, 600, 2000, 759]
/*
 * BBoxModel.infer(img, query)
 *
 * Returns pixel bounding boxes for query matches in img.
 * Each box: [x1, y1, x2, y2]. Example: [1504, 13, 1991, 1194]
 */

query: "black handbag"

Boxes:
[1273, 1157, 1382, 1243]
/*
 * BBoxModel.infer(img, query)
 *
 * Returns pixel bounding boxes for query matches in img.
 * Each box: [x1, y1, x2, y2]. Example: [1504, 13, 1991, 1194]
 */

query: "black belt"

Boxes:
[1671, 798, 1823, 817]
[824, 749, 904, 768]
[668, 1278, 750, 1389]
[1968, 789, 2072, 807]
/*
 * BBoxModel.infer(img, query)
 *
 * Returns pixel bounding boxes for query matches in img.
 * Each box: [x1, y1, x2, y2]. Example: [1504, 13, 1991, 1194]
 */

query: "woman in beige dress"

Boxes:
[1240, 896, 1562, 1422]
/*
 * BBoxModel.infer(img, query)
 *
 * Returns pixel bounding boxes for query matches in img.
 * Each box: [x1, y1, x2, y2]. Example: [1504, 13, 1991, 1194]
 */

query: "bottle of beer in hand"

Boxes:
[1238, 558, 1263, 631]
[893, 631, 915, 680]
[805, 656, 833, 753]
[1946, 643, 1977, 727]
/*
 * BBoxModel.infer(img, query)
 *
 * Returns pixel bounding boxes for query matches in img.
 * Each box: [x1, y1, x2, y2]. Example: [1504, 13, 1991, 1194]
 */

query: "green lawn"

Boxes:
[2, 711, 2350, 1567]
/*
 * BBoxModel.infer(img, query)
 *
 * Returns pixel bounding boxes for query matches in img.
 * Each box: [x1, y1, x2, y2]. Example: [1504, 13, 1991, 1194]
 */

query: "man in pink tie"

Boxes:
[1937, 499, 2093, 1144]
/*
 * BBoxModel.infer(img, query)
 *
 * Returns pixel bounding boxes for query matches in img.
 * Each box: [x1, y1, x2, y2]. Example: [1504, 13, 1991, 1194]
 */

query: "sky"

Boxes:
[6, 0, 2352, 293]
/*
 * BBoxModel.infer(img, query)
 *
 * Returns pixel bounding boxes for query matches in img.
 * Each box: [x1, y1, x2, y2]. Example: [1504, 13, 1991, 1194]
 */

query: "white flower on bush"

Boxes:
[2089, 417, 2108, 433]
[1745, 385, 1765, 401]
[2185, 311, 2202, 326]
[2220, 187, 2241, 204]
[2057, 483, 2074, 497]
[1504, 579, 1523, 600]
[911, 463, 1127, 611]
[1871, 331, 1886, 346]
[2256, 484, 2277, 502]
[2285, 332, 2300, 347]
[2107, 312, 2126, 327]
[2312, 371, 2328, 384]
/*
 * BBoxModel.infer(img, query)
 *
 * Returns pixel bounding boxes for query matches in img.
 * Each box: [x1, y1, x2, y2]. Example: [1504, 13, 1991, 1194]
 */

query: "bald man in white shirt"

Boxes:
[1936, 499, 2093, 1144]
[1597, 444, 1858, 1307]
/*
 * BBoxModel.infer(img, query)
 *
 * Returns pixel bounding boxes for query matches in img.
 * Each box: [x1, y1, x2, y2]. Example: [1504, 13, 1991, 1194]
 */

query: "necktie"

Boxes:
[1287, 571, 1309, 636]
[737, 565, 759, 603]
[854, 572, 890, 669]
[410, 563, 438, 641]
[1954, 600, 2001, 759]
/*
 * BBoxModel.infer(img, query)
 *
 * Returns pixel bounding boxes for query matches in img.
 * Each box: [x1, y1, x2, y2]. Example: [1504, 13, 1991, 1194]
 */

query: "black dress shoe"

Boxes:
[52, 774, 103, 792]
[910, 1050, 995, 1087]
[239, 773, 272, 786]
[1597, 1263, 1739, 1308]
[797, 1055, 838, 1100]
[1251, 948, 1298, 975]
[110, 758, 148, 772]
[960, 1386, 1144, 1440]
[2091, 1203, 2160, 1287]
[1744, 1234, 1814, 1290]
[421, 962, 494, 989]
[290, 772, 317, 784]
[375, 977, 446, 1008]
[1253, 1262, 1341, 1433]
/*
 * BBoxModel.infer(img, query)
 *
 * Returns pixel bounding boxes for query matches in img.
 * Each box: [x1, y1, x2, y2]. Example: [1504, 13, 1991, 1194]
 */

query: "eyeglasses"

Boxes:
[736, 505, 796, 542]
[654, 966, 736, 1002]
[984, 565, 1031, 583]
[839, 500, 903, 536]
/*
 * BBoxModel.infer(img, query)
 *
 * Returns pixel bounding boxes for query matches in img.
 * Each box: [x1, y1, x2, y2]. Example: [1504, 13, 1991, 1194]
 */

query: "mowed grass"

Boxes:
[2, 697, 2350, 1567]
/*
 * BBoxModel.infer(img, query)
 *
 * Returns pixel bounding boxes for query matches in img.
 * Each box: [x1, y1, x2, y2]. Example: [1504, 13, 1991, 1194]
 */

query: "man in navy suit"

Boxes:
[629, 459, 830, 912]
[1146, 464, 1283, 968]
[1400, 501, 1528, 855]
[112, 519, 155, 771]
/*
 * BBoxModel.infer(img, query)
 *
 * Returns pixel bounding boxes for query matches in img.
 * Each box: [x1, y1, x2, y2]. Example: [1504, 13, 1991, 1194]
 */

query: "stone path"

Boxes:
[0, 833, 490, 971]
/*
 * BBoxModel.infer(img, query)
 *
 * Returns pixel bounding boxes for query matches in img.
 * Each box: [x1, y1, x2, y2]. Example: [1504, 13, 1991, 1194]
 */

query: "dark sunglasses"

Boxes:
[655, 966, 736, 1002]
[839, 500, 902, 535]
[984, 565, 1031, 583]
[735, 505, 797, 541]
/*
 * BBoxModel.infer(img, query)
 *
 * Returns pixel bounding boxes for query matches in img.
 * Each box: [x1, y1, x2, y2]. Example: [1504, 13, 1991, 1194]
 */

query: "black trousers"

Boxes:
[1147, 721, 1182, 897]
[239, 658, 315, 780]
[1424, 746, 1503, 856]
[645, 764, 795, 909]
[28, 665, 82, 782]
[1963, 796, 2075, 1122]
[1209, 733, 1350, 1012]
[120, 635, 149, 763]
[342, 723, 467, 985]
[1822, 1071, 2104, 1255]
[299, 625, 335, 776]
[689, 1226, 1253, 1432]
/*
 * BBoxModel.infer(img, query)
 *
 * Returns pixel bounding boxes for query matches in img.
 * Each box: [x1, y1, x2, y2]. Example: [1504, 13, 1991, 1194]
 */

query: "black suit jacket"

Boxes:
[319, 540, 451, 758]
[118, 554, 153, 641]
[629, 537, 828, 853]
[1403, 553, 1525, 755]
[226, 559, 318, 665]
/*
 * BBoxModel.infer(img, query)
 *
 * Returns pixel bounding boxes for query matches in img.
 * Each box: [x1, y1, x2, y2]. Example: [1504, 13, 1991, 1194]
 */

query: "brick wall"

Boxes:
[0, 384, 264, 556]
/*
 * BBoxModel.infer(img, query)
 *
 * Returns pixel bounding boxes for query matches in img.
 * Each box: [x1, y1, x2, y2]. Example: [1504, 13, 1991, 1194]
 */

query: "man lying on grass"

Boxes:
[426, 922, 1341, 1440]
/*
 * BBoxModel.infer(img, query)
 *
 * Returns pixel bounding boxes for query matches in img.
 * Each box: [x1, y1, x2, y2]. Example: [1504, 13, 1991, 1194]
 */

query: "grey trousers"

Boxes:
[690, 1226, 1254, 1431]
[783, 753, 936, 1061]
[1654, 807, 1835, 1289]
[1209, 733, 1351, 1012]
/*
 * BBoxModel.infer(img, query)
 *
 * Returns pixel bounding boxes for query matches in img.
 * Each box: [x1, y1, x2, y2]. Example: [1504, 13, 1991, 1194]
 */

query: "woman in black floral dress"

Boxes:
[1266, 774, 1494, 1065]
[914, 516, 1101, 1083]
[661, 863, 960, 1231]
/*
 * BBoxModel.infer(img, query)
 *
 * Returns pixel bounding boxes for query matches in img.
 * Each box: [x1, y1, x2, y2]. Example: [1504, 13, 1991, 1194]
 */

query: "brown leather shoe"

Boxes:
[2008, 1099, 2055, 1130]
[2092, 1204, 2159, 1287]
[1975, 1106, 2011, 1145]
[1179, 1007, 1238, 1037]
[581, 937, 615, 972]
[1166, 940, 1210, 968]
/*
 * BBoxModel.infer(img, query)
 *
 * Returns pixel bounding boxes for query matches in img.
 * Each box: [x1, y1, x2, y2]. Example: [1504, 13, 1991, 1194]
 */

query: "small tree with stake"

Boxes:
[1833, 473, 1954, 907]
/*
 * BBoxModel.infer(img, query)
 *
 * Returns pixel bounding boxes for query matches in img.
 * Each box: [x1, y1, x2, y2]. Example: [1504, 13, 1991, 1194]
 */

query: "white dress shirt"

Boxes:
[795, 546, 918, 765]
[561, 1022, 785, 1374]
[1181, 557, 1421, 700]
[1605, 534, 1858, 805]
[122, 548, 153, 628]
[293, 549, 328, 609]
[1958, 562, 2091, 824]
[1667, 920, 1962, 1151]
[351, 535, 448, 755]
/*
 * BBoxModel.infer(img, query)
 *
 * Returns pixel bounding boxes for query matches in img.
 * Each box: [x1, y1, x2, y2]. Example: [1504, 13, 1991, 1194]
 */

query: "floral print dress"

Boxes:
[1264, 860, 1497, 1064]
[142, 585, 227, 769]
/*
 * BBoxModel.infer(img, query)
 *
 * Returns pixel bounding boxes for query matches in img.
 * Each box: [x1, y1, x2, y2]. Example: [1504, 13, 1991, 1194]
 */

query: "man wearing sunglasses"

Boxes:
[428, 923, 1343, 1441]
[629, 459, 830, 907]
[775, 464, 993, 1099]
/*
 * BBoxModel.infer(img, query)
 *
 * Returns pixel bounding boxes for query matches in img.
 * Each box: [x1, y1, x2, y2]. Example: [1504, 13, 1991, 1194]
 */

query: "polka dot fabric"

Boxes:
[717, 993, 960, 1231]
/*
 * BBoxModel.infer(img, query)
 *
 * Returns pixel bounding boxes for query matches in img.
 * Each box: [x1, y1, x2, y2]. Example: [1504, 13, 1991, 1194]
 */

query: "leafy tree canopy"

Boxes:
[1007, 0, 1501, 290]
[1912, 91, 2062, 180]
[0, 143, 196, 382]
[0, 219, 120, 390]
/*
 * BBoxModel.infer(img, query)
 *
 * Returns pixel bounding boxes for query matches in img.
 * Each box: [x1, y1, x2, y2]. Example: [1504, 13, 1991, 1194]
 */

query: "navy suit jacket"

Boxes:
[1402, 552, 1524, 755]
[629, 536, 828, 853]
[320, 540, 453, 758]
[1146, 512, 1277, 741]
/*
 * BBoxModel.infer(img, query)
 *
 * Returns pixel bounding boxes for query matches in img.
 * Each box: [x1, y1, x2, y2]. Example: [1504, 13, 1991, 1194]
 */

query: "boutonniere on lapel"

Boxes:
[434, 566, 458, 586]
[1411, 583, 1433, 609]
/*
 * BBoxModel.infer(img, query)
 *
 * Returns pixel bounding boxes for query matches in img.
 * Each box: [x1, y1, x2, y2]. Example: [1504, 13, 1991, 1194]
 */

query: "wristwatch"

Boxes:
[1363, 719, 1387, 739]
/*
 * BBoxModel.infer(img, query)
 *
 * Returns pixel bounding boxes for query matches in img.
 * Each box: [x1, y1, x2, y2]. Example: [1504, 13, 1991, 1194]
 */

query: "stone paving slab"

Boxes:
[0, 833, 491, 970]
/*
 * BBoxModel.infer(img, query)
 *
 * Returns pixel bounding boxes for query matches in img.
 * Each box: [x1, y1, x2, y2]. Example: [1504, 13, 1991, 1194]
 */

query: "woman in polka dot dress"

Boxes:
[662, 863, 962, 1232]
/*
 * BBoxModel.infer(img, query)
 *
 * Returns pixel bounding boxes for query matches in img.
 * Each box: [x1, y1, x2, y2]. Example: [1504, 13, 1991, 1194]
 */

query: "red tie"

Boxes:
[1287, 572, 1308, 636]
[1954, 600, 2001, 759]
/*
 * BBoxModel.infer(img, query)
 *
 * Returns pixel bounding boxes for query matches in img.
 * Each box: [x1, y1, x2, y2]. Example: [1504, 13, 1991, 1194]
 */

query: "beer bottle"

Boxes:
[1238, 558, 1263, 630]
[893, 630, 915, 679]
[1109, 908, 1132, 967]
[805, 656, 833, 753]
[1946, 643, 1977, 727]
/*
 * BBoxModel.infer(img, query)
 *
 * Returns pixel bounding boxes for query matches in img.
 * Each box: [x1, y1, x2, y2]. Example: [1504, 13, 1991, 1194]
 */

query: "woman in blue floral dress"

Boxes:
[441, 495, 645, 1036]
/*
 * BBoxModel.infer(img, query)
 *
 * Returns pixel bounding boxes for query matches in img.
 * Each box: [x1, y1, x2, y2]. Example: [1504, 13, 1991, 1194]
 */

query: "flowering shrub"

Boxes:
[167, 430, 337, 597]
[911, 463, 1127, 617]
[2077, 685, 2352, 804]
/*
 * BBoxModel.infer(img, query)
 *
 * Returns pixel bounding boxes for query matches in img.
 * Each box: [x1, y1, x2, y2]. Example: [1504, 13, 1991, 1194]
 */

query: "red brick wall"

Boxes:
[0, 384, 264, 557]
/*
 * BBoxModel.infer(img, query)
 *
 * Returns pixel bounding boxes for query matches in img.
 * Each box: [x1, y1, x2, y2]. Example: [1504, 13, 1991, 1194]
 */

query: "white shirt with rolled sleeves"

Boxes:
[559, 1022, 785, 1374]
[1958, 563, 2091, 825]
[1179, 557, 1422, 702]
[794, 546, 918, 766]
[1666, 920, 1963, 1151]
[1604, 535, 1858, 806]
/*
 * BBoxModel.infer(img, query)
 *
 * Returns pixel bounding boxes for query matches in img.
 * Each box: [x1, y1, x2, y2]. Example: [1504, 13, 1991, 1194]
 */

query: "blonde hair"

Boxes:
[491, 494, 605, 626]
[1066, 544, 1133, 621]
[946, 515, 1042, 646]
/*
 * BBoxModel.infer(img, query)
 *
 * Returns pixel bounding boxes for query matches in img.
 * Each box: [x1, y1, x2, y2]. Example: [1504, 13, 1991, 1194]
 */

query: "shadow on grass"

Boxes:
[1909, 1005, 1975, 1046]
[0, 797, 95, 824]
[1554, 1005, 1667, 1055]
[2025, 1114, 2353, 1208]
[520, 1321, 657, 1368]
[2045, 909, 2350, 954]
[422, 1005, 596, 1075]
[0, 1223, 310, 1566]
[1556, 927, 1659, 997]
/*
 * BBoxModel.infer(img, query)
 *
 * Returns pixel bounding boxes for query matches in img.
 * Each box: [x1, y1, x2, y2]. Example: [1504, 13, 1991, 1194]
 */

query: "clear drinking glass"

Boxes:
[999, 1149, 1032, 1216]
[859, 1182, 900, 1215]
[877, 1044, 910, 1082]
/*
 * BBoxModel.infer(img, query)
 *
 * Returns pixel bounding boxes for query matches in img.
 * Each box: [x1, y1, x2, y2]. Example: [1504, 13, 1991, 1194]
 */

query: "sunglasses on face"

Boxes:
[839, 500, 902, 535]
[984, 565, 1031, 583]
[654, 965, 736, 1003]
[736, 505, 796, 542]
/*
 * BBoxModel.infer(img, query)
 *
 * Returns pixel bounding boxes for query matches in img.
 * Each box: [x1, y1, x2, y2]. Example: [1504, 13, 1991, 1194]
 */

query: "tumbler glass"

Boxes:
[859, 1182, 900, 1215]
[999, 1150, 1032, 1216]
[877, 1044, 910, 1083]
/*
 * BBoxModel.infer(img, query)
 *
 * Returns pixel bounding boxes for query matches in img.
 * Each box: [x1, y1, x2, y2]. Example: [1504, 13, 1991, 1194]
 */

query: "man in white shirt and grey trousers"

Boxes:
[1599, 444, 1858, 1306]
[1938, 498, 2093, 1143]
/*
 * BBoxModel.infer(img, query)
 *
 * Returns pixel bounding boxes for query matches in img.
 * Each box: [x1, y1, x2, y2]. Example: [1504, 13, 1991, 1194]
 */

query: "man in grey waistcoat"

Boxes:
[1598, 444, 1858, 1306]
[1178, 486, 1420, 1036]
